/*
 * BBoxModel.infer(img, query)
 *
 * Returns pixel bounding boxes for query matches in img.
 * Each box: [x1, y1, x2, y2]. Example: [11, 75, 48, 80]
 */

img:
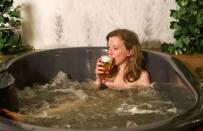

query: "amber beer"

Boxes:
[101, 55, 114, 78]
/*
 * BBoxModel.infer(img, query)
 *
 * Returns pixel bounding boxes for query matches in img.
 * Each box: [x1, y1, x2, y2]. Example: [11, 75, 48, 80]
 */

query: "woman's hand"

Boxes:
[95, 57, 105, 86]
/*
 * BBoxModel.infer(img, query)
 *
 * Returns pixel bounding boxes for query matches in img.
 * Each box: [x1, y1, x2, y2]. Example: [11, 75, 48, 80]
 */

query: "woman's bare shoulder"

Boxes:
[141, 70, 150, 77]
[135, 70, 150, 87]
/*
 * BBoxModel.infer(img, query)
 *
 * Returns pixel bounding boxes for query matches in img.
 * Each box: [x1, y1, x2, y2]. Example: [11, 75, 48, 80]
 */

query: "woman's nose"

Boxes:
[108, 49, 113, 56]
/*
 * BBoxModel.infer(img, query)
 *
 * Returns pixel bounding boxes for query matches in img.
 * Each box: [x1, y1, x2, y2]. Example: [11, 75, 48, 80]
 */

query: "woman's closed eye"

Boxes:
[113, 47, 118, 50]
[107, 47, 118, 51]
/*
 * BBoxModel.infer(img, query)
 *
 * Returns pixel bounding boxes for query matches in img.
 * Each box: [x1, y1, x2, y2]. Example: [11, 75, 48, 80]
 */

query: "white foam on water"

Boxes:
[116, 103, 160, 115]
[116, 102, 177, 115]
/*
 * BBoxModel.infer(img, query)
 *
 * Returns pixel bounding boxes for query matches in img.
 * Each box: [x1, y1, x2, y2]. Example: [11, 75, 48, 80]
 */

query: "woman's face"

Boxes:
[107, 36, 131, 66]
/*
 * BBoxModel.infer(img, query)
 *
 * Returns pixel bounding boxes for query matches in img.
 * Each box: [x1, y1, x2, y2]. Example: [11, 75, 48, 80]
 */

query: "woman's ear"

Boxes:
[127, 50, 132, 57]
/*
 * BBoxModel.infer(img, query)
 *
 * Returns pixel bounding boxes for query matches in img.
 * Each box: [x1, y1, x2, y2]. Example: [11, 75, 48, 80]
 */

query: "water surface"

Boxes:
[17, 71, 189, 129]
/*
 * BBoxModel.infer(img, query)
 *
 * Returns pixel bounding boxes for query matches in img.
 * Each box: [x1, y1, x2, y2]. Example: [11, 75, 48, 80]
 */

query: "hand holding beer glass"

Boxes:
[99, 55, 114, 79]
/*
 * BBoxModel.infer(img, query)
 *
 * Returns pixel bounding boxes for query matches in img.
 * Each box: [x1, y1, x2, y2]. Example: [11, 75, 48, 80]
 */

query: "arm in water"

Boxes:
[0, 89, 88, 122]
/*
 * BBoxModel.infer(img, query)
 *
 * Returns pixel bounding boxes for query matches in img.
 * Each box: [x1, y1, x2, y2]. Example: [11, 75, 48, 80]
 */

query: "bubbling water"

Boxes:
[17, 71, 178, 129]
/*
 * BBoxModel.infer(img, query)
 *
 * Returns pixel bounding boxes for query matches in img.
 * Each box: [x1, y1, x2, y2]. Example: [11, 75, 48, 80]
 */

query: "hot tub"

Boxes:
[0, 47, 203, 131]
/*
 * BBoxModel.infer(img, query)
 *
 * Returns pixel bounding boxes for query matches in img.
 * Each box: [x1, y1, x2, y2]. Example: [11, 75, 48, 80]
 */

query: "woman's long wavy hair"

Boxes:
[106, 29, 144, 82]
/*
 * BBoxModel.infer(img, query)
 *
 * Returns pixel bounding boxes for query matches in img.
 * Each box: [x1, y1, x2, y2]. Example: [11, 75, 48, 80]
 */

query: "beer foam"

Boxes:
[101, 56, 112, 63]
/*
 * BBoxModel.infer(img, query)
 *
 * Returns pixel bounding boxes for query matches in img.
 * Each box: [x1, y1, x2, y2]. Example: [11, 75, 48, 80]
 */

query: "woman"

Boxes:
[95, 29, 150, 90]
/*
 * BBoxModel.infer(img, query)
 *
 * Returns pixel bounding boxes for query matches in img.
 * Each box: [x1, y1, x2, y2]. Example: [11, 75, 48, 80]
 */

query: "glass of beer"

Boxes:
[101, 55, 114, 79]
